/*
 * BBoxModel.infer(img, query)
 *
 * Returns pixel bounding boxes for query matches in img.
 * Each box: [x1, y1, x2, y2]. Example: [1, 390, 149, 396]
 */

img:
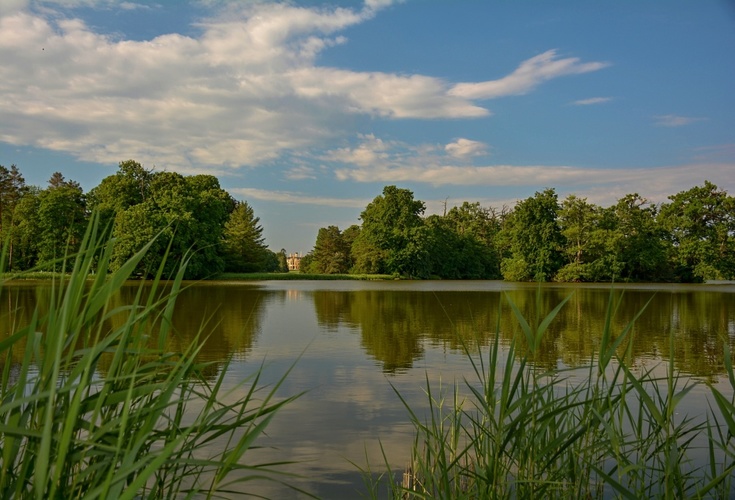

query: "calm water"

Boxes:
[2, 280, 735, 497]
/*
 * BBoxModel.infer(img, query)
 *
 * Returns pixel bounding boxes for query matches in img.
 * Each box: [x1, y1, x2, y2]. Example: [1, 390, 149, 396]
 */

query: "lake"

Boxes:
[2, 280, 734, 498]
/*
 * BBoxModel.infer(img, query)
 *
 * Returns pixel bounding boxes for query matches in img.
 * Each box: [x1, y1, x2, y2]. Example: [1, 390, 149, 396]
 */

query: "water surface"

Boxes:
[2, 280, 734, 497]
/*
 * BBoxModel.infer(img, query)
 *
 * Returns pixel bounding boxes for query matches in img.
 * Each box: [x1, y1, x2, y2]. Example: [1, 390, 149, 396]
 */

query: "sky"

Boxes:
[1, 0, 734, 253]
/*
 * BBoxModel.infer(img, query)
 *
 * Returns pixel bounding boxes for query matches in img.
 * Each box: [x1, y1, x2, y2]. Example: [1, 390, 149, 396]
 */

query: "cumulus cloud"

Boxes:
[324, 134, 393, 166]
[654, 114, 706, 127]
[445, 138, 488, 158]
[0, 3, 607, 173]
[0, 0, 28, 15]
[450, 50, 610, 100]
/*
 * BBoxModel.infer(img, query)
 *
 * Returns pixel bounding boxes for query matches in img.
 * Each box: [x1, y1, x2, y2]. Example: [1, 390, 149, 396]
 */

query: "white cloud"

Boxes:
[572, 97, 612, 106]
[449, 50, 610, 100]
[654, 114, 706, 127]
[444, 138, 488, 158]
[324, 134, 392, 166]
[288, 68, 488, 119]
[0, 0, 28, 15]
[0, 5, 607, 173]
[325, 135, 735, 207]
[335, 160, 735, 205]
[285, 165, 317, 180]
[119, 2, 151, 10]
[233, 188, 370, 208]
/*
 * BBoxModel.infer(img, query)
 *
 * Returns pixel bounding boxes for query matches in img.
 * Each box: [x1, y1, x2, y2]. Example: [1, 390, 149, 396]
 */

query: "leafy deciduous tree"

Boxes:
[659, 181, 735, 281]
[351, 186, 430, 278]
[37, 176, 87, 270]
[500, 188, 565, 281]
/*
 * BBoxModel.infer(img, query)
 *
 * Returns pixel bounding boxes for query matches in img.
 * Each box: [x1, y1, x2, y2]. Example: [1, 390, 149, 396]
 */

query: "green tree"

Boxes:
[222, 200, 270, 273]
[607, 194, 670, 281]
[351, 185, 430, 278]
[0, 164, 28, 270]
[309, 226, 351, 274]
[556, 195, 601, 281]
[442, 201, 504, 278]
[87, 160, 152, 230]
[276, 249, 289, 273]
[37, 175, 87, 270]
[658, 181, 735, 281]
[110, 171, 234, 279]
[342, 225, 361, 250]
[0, 165, 25, 232]
[8, 187, 40, 270]
[500, 189, 565, 281]
[299, 252, 315, 274]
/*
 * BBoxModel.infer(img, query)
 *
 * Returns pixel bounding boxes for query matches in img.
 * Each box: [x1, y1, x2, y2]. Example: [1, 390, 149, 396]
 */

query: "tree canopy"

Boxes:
[303, 182, 735, 282]
[2, 159, 733, 283]
[0, 161, 274, 278]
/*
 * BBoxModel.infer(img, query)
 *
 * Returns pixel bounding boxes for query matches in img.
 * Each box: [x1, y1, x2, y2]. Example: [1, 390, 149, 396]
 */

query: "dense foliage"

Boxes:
[3, 158, 733, 282]
[0, 161, 280, 278]
[303, 183, 735, 282]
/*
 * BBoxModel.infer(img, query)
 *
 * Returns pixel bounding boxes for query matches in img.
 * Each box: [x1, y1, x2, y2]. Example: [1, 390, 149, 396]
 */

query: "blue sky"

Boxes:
[1, 0, 734, 253]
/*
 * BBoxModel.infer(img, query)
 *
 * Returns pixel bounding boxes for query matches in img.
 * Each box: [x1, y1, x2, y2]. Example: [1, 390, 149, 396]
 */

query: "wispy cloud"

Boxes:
[654, 114, 706, 127]
[284, 166, 318, 181]
[119, 2, 152, 11]
[449, 50, 610, 100]
[327, 135, 735, 206]
[572, 97, 612, 106]
[692, 143, 735, 161]
[233, 188, 370, 208]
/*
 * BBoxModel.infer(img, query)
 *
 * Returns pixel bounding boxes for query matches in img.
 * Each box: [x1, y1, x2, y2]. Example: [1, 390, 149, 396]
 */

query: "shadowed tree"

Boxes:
[222, 200, 270, 273]
[351, 185, 430, 278]
[37, 175, 87, 270]
[309, 226, 351, 274]
[556, 195, 601, 281]
[0, 164, 28, 269]
[87, 160, 153, 230]
[110, 171, 234, 278]
[659, 181, 735, 281]
[500, 188, 565, 281]
[606, 194, 670, 281]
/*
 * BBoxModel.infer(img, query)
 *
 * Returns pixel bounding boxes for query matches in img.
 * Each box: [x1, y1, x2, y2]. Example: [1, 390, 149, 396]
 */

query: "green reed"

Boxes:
[0, 216, 303, 499]
[364, 290, 735, 499]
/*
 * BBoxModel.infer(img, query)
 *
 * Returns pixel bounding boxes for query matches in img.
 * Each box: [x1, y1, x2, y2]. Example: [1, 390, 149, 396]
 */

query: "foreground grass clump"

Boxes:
[365, 292, 735, 499]
[0, 219, 301, 498]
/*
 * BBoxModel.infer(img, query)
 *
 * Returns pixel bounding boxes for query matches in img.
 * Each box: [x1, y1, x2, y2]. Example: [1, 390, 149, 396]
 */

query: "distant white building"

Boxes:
[287, 253, 302, 271]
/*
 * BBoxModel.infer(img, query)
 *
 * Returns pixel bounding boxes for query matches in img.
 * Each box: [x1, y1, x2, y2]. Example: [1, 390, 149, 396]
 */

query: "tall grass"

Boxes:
[0, 217, 303, 498]
[364, 291, 735, 498]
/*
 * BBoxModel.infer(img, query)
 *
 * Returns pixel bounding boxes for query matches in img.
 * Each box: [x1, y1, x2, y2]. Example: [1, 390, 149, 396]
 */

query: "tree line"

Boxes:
[0, 160, 287, 278]
[301, 183, 735, 282]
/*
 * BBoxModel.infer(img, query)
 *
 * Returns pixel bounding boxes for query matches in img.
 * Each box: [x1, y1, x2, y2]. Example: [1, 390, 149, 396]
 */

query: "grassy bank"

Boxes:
[214, 272, 395, 281]
[0, 220, 302, 498]
[1, 271, 396, 282]
[363, 292, 735, 498]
